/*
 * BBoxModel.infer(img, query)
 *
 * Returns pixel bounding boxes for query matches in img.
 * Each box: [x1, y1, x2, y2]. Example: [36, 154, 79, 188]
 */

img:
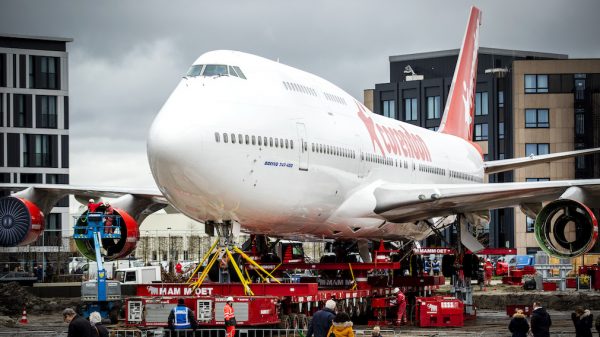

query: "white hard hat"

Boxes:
[226, 296, 234, 302]
[325, 299, 336, 310]
[88, 199, 94, 203]
[393, 287, 400, 294]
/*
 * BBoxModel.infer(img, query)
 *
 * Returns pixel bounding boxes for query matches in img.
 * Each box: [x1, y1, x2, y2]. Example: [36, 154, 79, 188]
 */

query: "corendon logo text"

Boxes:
[357, 104, 431, 162]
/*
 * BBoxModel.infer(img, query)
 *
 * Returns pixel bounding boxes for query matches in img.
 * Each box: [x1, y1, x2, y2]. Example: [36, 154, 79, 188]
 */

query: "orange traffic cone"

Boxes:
[19, 307, 28, 324]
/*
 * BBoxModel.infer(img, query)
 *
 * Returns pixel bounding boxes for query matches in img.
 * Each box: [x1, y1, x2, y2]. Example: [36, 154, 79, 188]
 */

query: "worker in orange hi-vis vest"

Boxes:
[224, 296, 236, 337]
[393, 287, 407, 325]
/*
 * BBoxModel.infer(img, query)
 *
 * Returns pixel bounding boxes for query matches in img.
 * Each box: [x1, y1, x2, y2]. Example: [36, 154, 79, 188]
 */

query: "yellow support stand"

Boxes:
[348, 263, 357, 290]
[233, 246, 281, 284]
[187, 239, 219, 284]
[226, 248, 254, 296]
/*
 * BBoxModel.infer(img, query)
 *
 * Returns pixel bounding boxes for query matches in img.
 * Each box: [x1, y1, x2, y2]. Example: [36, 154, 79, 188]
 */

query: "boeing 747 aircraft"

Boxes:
[0, 7, 598, 261]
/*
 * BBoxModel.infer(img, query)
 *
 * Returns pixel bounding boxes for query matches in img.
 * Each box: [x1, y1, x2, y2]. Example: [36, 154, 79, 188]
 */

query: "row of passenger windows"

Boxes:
[449, 170, 482, 182]
[214, 132, 294, 149]
[311, 143, 355, 159]
[324, 92, 347, 105]
[283, 81, 317, 97]
[419, 164, 446, 176]
[186, 64, 246, 79]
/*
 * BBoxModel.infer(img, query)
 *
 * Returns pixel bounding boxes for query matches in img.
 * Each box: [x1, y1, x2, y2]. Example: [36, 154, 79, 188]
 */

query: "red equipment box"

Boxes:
[506, 304, 532, 317]
[566, 278, 577, 288]
[542, 282, 557, 291]
[415, 296, 463, 327]
[502, 276, 523, 285]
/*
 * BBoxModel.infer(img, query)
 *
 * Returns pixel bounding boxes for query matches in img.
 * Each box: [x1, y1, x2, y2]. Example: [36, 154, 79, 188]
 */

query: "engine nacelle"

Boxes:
[0, 197, 45, 246]
[74, 208, 140, 261]
[535, 199, 599, 258]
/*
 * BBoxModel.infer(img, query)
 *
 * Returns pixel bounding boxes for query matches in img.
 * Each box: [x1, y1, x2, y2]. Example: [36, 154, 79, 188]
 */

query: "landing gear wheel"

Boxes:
[297, 314, 308, 329]
[278, 315, 291, 329]
[289, 313, 298, 329]
[463, 253, 476, 278]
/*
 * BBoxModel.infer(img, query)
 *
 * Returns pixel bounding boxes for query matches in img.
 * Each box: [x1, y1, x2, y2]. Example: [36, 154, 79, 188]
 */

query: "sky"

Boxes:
[1, 0, 599, 189]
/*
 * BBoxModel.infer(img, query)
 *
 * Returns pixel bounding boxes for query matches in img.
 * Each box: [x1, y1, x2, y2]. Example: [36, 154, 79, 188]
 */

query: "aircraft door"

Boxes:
[296, 122, 309, 171]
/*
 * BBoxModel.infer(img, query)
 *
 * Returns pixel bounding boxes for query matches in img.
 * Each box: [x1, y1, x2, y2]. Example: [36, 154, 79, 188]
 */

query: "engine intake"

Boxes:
[535, 199, 598, 258]
[74, 208, 140, 261]
[0, 197, 45, 246]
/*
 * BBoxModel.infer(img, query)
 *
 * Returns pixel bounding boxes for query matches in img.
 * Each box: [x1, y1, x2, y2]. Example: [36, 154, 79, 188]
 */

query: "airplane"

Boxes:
[0, 6, 598, 263]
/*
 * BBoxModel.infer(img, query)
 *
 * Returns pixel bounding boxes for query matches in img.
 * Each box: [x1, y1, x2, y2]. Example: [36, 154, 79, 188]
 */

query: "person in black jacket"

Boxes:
[307, 299, 336, 337]
[89, 312, 109, 337]
[508, 309, 530, 337]
[63, 308, 91, 337]
[530, 302, 551, 337]
[572, 307, 593, 337]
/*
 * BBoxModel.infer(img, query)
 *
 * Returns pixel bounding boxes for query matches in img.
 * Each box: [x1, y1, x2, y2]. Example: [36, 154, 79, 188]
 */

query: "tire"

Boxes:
[463, 254, 474, 278]
[289, 313, 298, 329]
[442, 255, 456, 277]
[297, 314, 309, 329]
[278, 314, 291, 329]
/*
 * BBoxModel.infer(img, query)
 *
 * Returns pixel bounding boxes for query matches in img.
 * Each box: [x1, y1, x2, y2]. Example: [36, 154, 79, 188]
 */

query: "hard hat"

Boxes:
[88, 199, 94, 203]
[226, 296, 234, 302]
[325, 299, 336, 310]
[393, 287, 400, 294]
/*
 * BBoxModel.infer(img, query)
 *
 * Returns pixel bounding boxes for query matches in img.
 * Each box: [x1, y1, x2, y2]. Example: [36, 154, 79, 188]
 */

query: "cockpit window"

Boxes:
[185, 64, 247, 79]
[203, 64, 228, 77]
[233, 66, 246, 79]
[186, 65, 204, 77]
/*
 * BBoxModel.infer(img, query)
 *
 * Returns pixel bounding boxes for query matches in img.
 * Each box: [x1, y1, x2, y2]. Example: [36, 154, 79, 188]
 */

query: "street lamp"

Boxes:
[167, 227, 172, 264]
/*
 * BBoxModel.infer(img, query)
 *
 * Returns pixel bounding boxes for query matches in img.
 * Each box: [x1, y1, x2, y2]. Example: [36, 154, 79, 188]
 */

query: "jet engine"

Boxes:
[0, 197, 45, 246]
[74, 209, 140, 261]
[534, 199, 598, 258]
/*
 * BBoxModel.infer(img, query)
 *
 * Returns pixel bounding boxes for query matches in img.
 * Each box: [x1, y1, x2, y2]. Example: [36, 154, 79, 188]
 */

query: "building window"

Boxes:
[475, 92, 488, 115]
[427, 126, 439, 131]
[525, 109, 549, 128]
[404, 98, 417, 121]
[14, 94, 26, 127]
[38, 95, 57, 128]
[526, 217, 535, 233]
[576, 156, 586, 169]
[498, 91, 504, 108]
[23, 134, 51, 167]
[29, 56, 59, 90]
[426, 96, 441, 119]
[474, 123, 488, 141]
[526, 178, 550, 182]
[498, 122, 505, 139]
[382, 100, 396, 119]
[525, 143, 549, 156]
[575, 111, 585, 136]
[575, 77, 586, 100]
[524, 74, 548, 93]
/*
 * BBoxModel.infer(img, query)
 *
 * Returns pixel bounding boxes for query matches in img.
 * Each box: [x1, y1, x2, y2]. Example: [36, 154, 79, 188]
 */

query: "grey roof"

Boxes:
[0, 33, 73, 43]
[389, 47, 567, 63]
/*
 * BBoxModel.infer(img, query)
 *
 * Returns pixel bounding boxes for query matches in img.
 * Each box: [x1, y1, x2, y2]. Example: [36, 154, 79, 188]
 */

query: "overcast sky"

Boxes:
[1, 0, 599, 189]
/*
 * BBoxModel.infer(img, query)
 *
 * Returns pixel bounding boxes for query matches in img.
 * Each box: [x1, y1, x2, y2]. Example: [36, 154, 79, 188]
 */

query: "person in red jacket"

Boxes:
[392, 287, 406, 325]
[484, 259, 494, 287]
[88, 199, 103, 213]
[224, 296, 236, 337]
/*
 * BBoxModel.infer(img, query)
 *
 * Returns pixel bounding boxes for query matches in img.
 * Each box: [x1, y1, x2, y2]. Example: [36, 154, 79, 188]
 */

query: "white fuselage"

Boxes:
[147, 50, 484, 241]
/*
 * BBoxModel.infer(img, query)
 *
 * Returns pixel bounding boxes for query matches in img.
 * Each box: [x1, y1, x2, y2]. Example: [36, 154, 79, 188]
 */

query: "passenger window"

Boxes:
[203, 64, 228, 77]
[280, 138, 284, 148]
[285, 139, 289, 149]
[228, 66, 239, 77]
[275, 138, 279, 147]
[290, 140, 293, 149]
[223, 133, 228, 143]
[258, 136, 262, 146]
[269, 137, 273, 147]
[215, 132, 220, 143]
[231, 133, 236, 144]
[245, 135, 249, 144]
[233, 66, 246, 79]
[238, 134, 243, 144]
[311, 143, 314, 152]
[252, 135, 256, 145]
[186, 64, 203, 77]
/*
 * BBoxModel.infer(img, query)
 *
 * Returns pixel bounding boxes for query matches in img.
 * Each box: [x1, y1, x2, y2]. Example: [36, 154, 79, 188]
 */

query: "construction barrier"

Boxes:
[414, 296, 463, 327]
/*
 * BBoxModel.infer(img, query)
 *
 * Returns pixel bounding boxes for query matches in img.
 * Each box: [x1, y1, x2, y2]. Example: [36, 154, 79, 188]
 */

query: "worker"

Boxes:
[392, 287, 407, 325]
[87, 199, 103, 213]
[168, 298, 197, 333]
[103, 202, 114, 234]
[432, 258, 441, 276]
[424, 258, 432, 274]
[175, 262, 183, 274]
[224, 296, 236, 337]
[484, 259, 494, 287]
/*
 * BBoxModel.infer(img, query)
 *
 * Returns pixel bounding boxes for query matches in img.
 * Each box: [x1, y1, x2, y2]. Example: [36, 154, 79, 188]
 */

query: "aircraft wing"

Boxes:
[484, 147, 600, 174]
[372, 179, 600, 223]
